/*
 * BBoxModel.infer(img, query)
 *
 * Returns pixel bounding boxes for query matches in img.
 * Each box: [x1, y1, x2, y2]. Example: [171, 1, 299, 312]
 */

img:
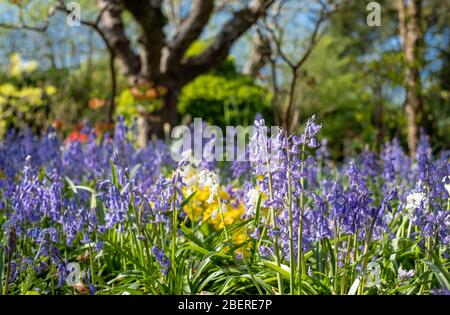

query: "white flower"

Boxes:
[405, 192, 427, 210]
[246, 188, 263, 215]
[366, 262, 382, 288]
[199, 169, 219, 204]
[443, 176, 450, 196]
[247, 188, 260, 206]
[179, 164, 198, 188]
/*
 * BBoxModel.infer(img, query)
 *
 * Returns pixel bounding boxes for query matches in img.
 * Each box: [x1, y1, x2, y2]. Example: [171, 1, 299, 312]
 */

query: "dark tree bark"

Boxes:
[96, 0, 141, 81]
[94, 0, 276, 139]
[148, 84, 181, 139]
[107, 52, 117, 124]
[396, 0, 424, 157]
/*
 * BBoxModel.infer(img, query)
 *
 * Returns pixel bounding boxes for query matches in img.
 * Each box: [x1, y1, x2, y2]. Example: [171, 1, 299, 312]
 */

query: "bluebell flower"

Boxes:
[152, 245, 170, 276]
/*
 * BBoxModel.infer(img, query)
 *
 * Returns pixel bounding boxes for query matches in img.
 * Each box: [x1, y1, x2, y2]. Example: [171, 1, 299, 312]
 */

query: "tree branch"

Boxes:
[119, 0, 166, 82]
[179, 0, 276, 84]
[243, 27, 272, 77]
[265, 2, 331, 71]
[0, 5, 56, 33]
[261, 0, 336, 132]
[94, 0, 141, 82]
[163, 0, 215, 74]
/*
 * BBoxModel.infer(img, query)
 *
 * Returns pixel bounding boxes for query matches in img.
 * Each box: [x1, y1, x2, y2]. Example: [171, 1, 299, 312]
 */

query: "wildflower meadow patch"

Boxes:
[0, 116, 449, 296]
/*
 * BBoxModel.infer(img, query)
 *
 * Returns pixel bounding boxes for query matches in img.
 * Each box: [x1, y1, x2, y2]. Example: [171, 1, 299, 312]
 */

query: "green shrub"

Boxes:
[179, 73, 272, 128]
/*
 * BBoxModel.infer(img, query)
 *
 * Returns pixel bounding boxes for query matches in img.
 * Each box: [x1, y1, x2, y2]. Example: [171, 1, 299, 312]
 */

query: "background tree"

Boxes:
[94, 0, 276, 138]
[395, 0, 424, 157]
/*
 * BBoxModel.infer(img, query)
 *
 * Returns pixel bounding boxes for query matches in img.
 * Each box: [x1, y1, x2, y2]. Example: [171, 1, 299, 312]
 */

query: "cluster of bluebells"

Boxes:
[242, 116, 449, 266]
[0, 118, 177, 287]
[0, 115, 449, 294]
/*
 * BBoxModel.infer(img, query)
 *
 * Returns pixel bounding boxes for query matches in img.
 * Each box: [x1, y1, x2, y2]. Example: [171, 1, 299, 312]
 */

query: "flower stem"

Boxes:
[333, 223, 340, 294]
[171, 178, 178, 289]
[341, 234, 353, 294]
[217, 196, 229, 241]
[262, 134, 283, 294]
[286, 145, 296, 295]
[297, 142, 306, 294]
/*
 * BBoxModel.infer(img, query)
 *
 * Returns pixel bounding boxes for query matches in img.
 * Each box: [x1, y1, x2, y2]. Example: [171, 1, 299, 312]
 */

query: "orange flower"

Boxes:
[145, 87, 159, 100]
[130, 81, 167, 101]
[88, 98, 106, 109]
[130, 86, 145, 100]
[52, 119, 63, 130]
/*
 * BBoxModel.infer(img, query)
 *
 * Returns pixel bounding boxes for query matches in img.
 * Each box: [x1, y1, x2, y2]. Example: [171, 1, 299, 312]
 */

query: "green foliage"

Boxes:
[116, 87, 164, 122]
[177, 40, 272, 128]
[116, 89, 138, 120]
[179, 73, 272, 128]
[116, 41, 272, 127]
[292, 35, 411, 158]
[0, 53, 57, 137]
[422, 41, 450, 151]
[55, 55, 125, 125]
[293, 36, 373, 157]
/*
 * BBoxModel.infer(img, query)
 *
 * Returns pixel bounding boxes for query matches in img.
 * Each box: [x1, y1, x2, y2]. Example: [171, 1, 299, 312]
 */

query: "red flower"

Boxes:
[65, 130, 88, 145]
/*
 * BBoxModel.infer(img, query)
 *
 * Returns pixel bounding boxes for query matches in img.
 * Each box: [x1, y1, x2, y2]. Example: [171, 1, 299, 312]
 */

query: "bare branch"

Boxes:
[243, 27, 272, 77]
[163, 0, 215, 74]
[292, 9, 328, 69]
[167, 0, 182, 31]
[0, 5, 56, 33]
[261, 0, 336, 132]
[179, 0, 276, 84]
[56, 1, 142, 82]
[0, 22, 46, 33]
[264, 1, 332, 71]
[55, 0, 105, 31]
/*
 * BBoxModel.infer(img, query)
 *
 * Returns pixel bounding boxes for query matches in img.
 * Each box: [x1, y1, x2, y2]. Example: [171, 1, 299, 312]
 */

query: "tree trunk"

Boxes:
[96, 0, 276, 141]
[396, 0, 423, 157]
[148, 86, 180, 140]
[136, 109, 149, 148]
[107, 52, 117, 124]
